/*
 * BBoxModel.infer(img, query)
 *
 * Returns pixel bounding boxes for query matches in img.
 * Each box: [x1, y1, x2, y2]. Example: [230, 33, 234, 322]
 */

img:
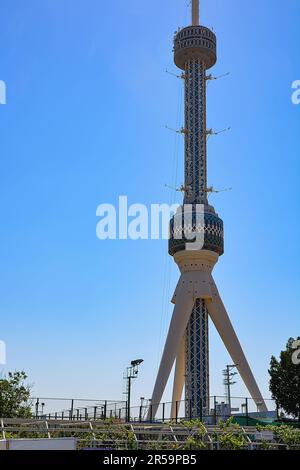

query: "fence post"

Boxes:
[93, 406, 97, 420]
[103, 401, 107, 420]
[70, 399, 74, 421]
[139, 405, 142, 423]
[245, 398, 249, 426]
[85, 408, 88, 420]
[35, 399, 39, 418]
[199, 398, 203, 422]
[162, 402, 165, 423]
[150, 404, 153, 423]
[214, 396, 217, 425]
[175, 401, 178, 424]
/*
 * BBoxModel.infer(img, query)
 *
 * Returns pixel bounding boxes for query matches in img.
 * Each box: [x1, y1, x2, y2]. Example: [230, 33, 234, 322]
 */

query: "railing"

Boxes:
[25, 395, 289, 425]
[1, 418, 299, 450]
[127, 396, 279, 424]
[30, 397, 126, 421]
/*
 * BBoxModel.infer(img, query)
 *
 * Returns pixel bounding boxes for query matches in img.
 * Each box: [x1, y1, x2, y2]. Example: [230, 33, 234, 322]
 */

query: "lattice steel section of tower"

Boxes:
[185, 299, 209, 418]
[184, 59, 207, 206]
[184, 57, 209, 417]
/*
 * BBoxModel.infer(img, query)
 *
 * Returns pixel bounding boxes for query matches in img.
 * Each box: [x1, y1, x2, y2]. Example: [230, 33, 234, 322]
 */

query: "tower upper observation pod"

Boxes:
[174, 26, 217, 71]
[174, 0, 216, 71]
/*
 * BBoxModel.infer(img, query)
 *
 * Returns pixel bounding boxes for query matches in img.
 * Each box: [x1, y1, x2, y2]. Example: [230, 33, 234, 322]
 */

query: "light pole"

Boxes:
[123, 359, 144, 422]
[223, 364, 238, 414]
[35, 398, 39, 417]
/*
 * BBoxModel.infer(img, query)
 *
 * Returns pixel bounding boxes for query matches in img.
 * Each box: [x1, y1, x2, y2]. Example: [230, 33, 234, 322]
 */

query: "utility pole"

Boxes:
[223, 364, 238, 414]
[123, 359, 143, 422]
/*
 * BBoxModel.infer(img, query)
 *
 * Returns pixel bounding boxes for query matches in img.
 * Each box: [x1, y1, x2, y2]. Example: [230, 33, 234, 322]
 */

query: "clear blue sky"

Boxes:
[0, 0, 299, 408]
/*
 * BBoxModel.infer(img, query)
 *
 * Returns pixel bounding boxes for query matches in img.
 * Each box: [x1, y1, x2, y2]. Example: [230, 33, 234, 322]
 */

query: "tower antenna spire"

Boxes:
[192, 0, 200, 25]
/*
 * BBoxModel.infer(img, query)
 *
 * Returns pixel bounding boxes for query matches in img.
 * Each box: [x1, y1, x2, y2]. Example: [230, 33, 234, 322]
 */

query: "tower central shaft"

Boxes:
[184, 58, 208, 205]
[172, 2, 217, 416]
[183, 55, 210, 414]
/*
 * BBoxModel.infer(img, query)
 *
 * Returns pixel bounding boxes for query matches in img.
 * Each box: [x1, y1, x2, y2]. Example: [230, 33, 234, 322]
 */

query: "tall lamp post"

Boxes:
[223, 364, 238, 414]
[123, 359, 144, 422]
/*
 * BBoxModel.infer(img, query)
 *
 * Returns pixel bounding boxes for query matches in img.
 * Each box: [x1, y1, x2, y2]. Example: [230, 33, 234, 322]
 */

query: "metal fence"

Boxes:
[30, 397, 126, 421]
[128, 396, 279, 424]
[28, 395, 285, 425]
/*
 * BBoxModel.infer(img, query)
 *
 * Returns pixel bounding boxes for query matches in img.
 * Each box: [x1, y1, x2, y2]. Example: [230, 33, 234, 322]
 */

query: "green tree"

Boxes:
[0, 371, 32, 418]
[216, 417, 247, 450]
[269, 337, 300, 420]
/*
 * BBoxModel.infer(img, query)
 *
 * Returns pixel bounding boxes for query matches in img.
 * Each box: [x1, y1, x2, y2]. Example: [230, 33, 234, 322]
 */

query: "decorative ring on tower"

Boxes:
[174, 26, 217, 70]
[168, 206, 224, 256]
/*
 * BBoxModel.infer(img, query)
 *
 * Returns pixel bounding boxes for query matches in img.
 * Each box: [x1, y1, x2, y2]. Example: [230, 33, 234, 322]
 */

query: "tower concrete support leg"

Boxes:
[206, 275, 268, 412]
[147, 281, 195, 420]
[171, 336, 185, 420]
[149, 252, 267, 420]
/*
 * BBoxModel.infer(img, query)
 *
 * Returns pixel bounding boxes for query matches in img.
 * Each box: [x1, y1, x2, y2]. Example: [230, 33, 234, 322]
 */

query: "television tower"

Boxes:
[149, 0, 267, 419]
